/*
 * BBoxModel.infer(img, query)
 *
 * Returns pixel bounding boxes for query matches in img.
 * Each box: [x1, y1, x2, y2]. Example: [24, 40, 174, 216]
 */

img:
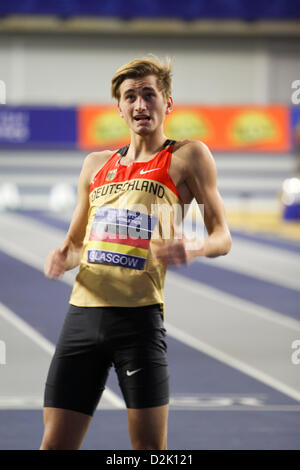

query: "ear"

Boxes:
[165, 96, 173, 115]
[117, 102, 124, 119]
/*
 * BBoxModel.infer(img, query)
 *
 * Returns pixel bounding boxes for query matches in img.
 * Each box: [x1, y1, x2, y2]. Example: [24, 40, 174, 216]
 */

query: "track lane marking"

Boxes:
[0, 301, 126, 410]
[1, 223, 300, 404]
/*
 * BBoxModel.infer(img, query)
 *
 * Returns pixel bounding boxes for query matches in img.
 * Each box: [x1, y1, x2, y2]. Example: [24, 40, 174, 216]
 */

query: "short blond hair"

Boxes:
[111, 56, 172, 102]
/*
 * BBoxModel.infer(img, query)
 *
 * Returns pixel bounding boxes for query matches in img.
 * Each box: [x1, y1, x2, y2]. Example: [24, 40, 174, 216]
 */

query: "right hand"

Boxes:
[44, 245, 68, 279]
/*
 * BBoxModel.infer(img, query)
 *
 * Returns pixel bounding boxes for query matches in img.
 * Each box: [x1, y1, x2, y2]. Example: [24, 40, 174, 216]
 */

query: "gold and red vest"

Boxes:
[69, 139, 183, 316]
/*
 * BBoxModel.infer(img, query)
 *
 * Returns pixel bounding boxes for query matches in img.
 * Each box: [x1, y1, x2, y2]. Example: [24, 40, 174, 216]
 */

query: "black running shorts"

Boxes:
[44, 304, 169, 416]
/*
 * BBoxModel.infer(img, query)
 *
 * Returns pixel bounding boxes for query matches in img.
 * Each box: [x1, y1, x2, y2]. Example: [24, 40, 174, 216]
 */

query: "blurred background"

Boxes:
[0, 0, 300, 450]
[0, 0, 300, 230]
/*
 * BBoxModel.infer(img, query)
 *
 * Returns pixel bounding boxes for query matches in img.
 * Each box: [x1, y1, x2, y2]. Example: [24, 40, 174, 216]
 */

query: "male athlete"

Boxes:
[40, 57, 232, 450]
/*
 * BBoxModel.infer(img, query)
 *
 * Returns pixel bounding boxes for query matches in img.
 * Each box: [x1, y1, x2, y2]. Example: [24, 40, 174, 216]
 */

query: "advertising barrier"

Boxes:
[291, 107, 300, 151]
[78, 105, 290, 152]
[78, 105, 130, 151]
[0, 105, 294, 152]
[0, 106, 77, 148]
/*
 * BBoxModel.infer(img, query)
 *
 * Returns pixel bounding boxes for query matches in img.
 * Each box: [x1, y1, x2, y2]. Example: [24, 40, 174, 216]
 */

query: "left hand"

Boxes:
[152, 231, 205, 266]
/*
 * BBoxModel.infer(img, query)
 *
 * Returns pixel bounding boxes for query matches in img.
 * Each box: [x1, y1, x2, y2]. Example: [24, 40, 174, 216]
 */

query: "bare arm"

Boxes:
[44, 151, 111, 278]
[154, 141, 232, 265]
[185, 141, 232, 258]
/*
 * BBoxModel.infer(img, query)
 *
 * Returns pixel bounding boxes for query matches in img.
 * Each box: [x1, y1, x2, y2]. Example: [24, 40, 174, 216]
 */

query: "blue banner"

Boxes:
[0, 1, 300, 20]
[290, 107, 300, 151]
[0, 106, 77, 148]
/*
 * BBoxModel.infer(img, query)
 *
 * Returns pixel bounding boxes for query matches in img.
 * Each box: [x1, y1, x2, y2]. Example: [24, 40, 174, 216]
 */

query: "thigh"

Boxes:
[113, 306, 169, 409]
[127, 404, 169, 450]
[44, 305, 112, 416]
[40, 407, 92, 450]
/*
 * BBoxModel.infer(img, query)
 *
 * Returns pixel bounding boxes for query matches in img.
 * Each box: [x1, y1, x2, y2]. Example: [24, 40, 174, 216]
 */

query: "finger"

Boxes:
[45, 250, 66, 278]
[46, 265, 65, 279]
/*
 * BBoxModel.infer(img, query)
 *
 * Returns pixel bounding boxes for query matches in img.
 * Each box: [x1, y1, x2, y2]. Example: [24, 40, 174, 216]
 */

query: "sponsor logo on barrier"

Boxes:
[78, 105, 290, 152]
[0, 111, 30, 142]
[0, 106, 77, 146]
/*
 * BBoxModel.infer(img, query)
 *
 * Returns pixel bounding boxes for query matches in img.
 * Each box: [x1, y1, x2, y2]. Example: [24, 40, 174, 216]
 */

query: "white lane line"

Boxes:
[0, 237, 76, 285]
[0, 301, 55, 355]
[1, 230, 300, 404]
[196, 248, 300, 292]
[167, 271, 300, 333]
[1, 397, 300, 412]
[4, 229, 298, 335]
[0, 397, 119, 410]
[167, 406, 300, 411]
[183, 220, 300, 292]
[1, 215, 299, 334]
[165, 321, 300, 403]
[0, 301, 125, 410]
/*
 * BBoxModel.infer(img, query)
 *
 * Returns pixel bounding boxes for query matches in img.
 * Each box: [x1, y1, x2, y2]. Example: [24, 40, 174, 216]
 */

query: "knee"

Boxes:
[40, 407, 90, 450]
[132, 438, 167, 451]
[40, 429, 77, 450]
[40, 434, 66, 450]
[40, 442, 60, 450]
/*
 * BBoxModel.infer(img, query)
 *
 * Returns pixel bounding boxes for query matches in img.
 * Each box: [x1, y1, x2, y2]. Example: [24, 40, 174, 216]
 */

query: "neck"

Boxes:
[127, 131, 168, 160]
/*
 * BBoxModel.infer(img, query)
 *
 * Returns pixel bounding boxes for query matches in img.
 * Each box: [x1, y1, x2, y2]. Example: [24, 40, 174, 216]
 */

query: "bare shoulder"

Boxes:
[81, 149, 115, 182]
[174, 139, 212, 159]
[83, 150, 114, 170]
[173, 139, 216, 174]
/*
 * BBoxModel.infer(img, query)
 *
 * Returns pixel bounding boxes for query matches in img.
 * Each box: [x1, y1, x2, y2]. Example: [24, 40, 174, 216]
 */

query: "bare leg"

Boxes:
[127, 404, 169, 450]
[40, 407, 92, 450]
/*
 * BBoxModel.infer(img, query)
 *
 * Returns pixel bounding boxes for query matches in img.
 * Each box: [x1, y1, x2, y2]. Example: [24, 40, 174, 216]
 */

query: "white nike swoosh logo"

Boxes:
[140, 168, 161, 175]
[126, 368, 143, 376]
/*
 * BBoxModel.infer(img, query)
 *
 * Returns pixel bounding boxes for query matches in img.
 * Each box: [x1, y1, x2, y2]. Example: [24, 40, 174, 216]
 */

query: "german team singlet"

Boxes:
[69, 139, 183, 315]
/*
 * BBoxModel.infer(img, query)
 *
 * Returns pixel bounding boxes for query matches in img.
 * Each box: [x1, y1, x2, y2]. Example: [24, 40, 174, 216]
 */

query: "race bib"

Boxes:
[87, 207, 158, 270]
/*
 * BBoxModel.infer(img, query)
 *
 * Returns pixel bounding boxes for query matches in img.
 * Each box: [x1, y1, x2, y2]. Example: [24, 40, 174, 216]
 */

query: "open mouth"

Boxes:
[134, 116, 151, 121]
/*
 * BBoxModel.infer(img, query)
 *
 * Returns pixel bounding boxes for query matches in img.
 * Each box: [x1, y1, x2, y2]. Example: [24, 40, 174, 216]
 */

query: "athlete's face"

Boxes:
[117, 75, 173, 136]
